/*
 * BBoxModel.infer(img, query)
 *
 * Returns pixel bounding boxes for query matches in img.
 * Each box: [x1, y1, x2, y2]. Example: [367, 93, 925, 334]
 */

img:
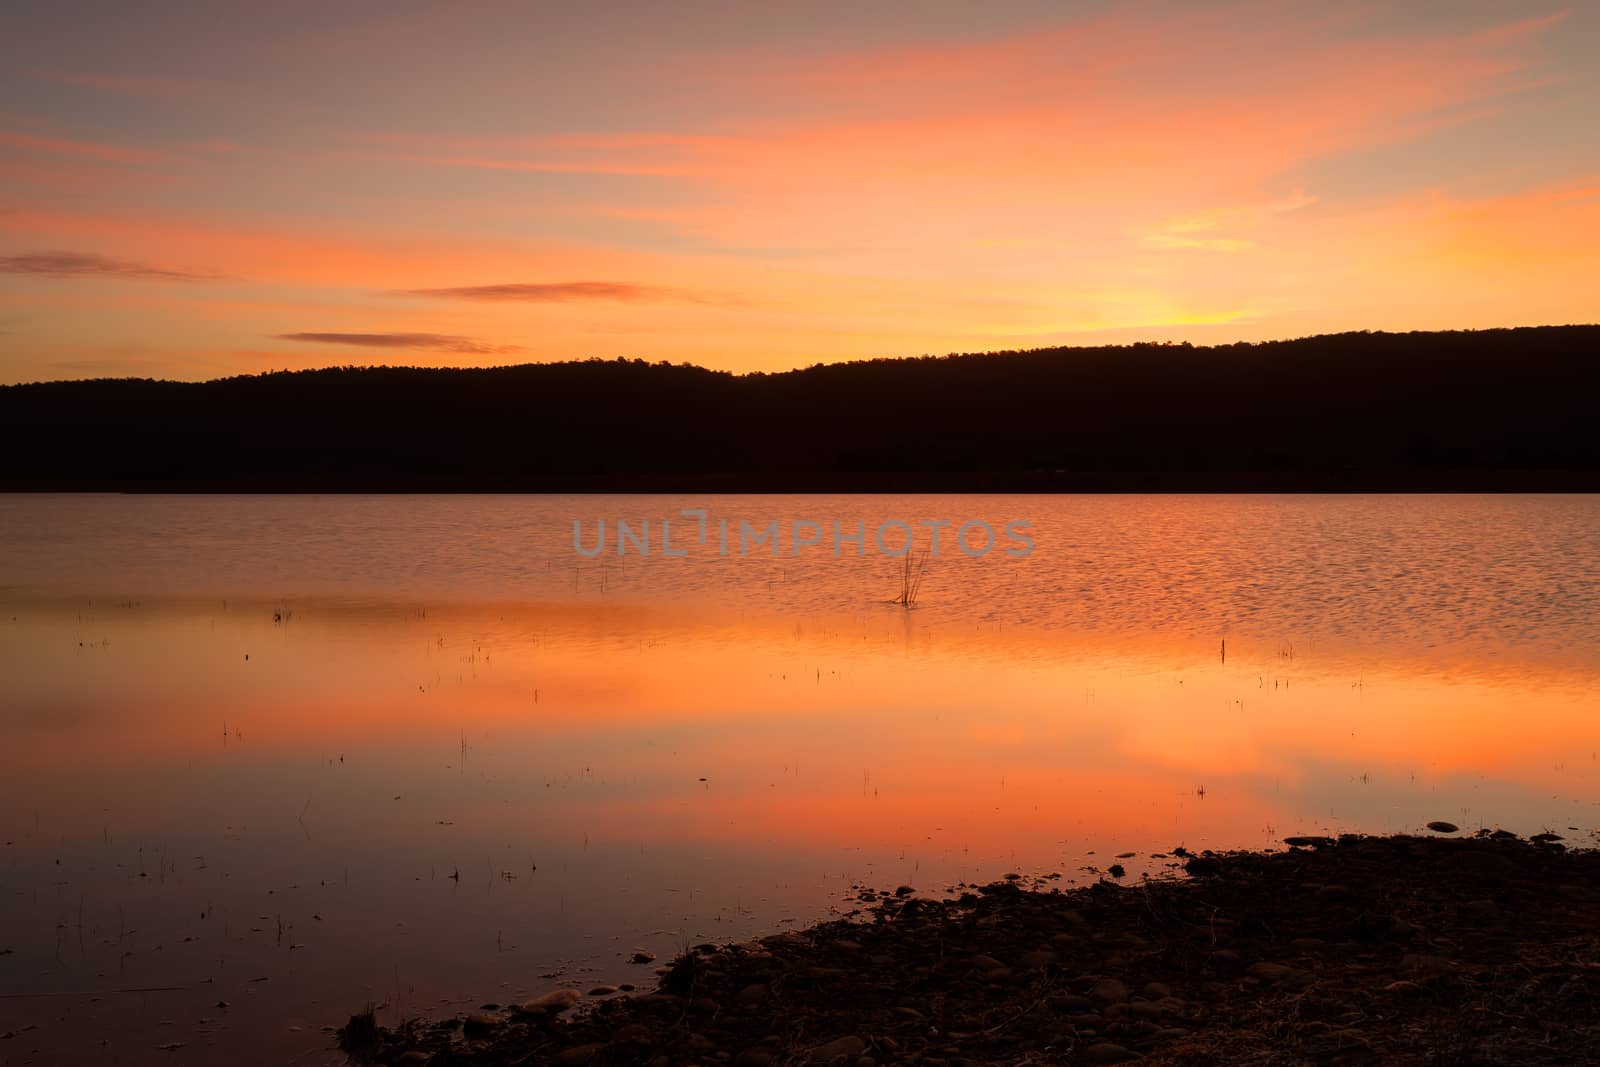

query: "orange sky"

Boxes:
[1, 1, 1597, 382]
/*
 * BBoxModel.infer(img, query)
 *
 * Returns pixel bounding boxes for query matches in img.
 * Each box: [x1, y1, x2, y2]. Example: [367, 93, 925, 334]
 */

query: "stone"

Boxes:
[809, 1036, 867, 1064]
[1084, 1042, 1137, 1064]
[1089, 978, 1130, 1003]
[521, 989, 581, 1014]
[1426, 821, 1459, 834]
[737, 983, 770, 1006]
[555, 1045, 606, 1066]
[1247, 962, 1294, 982]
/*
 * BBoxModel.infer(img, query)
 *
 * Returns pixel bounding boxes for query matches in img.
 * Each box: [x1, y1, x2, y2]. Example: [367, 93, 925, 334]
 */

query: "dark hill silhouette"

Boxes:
[3, 326, 1597, 490]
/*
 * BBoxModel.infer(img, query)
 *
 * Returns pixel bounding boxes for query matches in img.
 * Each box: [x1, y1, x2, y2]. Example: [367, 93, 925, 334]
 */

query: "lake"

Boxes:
[1, 494, 1597, 1065]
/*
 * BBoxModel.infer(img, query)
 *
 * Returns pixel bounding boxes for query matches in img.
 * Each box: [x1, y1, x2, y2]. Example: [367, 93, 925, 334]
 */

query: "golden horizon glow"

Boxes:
[1, 3, 1598, 382]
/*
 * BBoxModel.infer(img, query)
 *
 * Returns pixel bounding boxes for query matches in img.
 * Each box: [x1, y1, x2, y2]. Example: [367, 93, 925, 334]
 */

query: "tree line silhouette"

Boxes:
[3, 326, 1596, 490]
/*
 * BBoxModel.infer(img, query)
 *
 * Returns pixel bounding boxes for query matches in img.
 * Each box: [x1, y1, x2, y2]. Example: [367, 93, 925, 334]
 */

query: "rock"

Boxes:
[894, 885, 915, 897]
[735, 1052, 773, 1067]
[1283, 836, 1334, 848]
[1089, 977, 1130, 1003]
[970, 953, 1005, 971]
[1426, 821, 1459, 834]
[737, 983, 770, 1006]
[587, 985, 619, 996]
[809, 1036, 867, 1064]
[1019, 948, 1057, 969]
[555, 1044, 606, 1066]
[631, 950, 657, 964]
[520, 989, 582, 1014]
[1084, 1042, 1137, 1064]
[1107, 864, 1126, 879]
[1142, 982, 1172, 999]
[462, 1014, 502, 1035]
[1247, 962, 1294, 982]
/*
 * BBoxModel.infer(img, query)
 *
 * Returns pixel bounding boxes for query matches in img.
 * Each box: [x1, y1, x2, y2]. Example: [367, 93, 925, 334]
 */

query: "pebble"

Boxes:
[1089, 977, 1129, 1003]
[1426, 821, 1459, 834]
[1084, 1042, 1136, 1064]
[520, 989, 581, 1014]
[808, 1035, 867, 1064]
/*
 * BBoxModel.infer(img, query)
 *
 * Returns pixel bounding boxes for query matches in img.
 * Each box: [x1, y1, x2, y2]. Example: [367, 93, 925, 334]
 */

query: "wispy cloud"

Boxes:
[47, 72, 217, 101]
[275, 331, 521, 354]
[0, 130, 156, 164]
[395, 281, 731, 304]
[0, 250, 210, 280]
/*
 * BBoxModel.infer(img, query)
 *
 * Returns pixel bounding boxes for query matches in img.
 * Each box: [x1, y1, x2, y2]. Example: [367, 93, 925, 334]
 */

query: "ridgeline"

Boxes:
[4, 326, 1597, 491]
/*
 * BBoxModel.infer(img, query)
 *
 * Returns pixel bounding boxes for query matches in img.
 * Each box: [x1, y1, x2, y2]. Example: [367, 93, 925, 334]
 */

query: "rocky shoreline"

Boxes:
[340, 833, 1599, 1065]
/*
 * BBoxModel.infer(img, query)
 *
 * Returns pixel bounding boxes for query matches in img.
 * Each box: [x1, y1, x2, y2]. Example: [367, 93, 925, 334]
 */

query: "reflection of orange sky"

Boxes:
[4, 596, 1595, 848]
[2, 6, 1597, 380]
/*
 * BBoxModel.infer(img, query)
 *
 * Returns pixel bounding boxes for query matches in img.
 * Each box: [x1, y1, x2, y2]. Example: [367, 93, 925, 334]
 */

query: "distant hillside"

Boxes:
[3, 326, 1598, 491]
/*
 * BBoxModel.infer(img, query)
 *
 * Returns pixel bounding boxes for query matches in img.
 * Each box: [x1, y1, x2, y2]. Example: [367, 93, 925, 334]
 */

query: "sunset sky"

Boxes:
[1, 1, 1597, 383]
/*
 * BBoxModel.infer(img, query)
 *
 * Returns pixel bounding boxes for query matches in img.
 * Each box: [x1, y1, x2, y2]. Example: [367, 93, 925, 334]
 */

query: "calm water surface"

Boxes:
[1, 494, 1598, 1065]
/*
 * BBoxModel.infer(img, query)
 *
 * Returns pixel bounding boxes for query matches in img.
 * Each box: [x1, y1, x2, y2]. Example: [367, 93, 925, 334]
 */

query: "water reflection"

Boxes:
[1, 494, 1597, 1064]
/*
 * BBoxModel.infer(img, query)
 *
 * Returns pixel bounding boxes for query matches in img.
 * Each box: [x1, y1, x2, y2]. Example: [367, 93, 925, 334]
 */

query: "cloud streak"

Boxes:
[0, 250, 209, 281]
[275, 332, 521, 355]
[0, 130, 157, 164]
[395, 281, 731, 304]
